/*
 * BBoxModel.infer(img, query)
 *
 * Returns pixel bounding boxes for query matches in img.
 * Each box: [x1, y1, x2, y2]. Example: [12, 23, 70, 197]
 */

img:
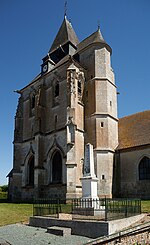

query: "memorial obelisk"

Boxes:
[81, 143, 98, 199]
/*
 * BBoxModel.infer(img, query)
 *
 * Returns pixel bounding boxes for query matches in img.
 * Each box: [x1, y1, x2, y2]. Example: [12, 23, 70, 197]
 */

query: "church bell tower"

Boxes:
[78, 26, 118, 197]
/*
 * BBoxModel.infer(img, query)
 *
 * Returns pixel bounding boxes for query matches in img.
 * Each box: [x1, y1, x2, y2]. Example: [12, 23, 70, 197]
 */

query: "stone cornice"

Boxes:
[94, 148, 116, 153]
[90, 113, 118, 122]
[89, 76, 117, 88]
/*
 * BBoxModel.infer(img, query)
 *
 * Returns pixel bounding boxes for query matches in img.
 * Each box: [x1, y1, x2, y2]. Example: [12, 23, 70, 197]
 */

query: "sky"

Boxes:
[0, 0, 150, 185]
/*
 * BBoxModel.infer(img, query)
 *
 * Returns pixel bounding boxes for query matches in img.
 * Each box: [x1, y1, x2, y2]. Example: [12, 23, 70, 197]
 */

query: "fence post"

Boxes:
[139, 199, 141, 214]
[71, 199, 73, 214]
[105, 197, 107, 221]
[33, 203, 35, 216]
[125, 199, 127, 218]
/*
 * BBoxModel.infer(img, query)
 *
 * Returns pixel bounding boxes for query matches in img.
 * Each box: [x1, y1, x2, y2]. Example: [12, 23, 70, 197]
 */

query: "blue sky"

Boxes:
[0, 0, 150, 185]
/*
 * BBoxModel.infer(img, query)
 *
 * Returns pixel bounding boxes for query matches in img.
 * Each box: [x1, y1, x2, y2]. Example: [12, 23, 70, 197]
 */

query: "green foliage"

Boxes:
[0, 191, 7, 199]
[0, 185, 8, 200]
[0, 185, 8, 192]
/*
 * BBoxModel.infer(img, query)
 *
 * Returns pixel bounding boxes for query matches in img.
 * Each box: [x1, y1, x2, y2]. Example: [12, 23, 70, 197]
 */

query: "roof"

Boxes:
[118, 110, 150, 150]
[49, 16, 79, 53]
[77, 28, 112, 54]
[20, 54, 86, 92]
[7, 169, 13, 178]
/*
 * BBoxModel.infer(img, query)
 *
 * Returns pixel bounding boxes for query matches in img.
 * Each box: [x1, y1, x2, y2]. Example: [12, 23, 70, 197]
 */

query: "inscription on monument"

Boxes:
[84, 144, 90, 175]
[84, 143, 95, 177]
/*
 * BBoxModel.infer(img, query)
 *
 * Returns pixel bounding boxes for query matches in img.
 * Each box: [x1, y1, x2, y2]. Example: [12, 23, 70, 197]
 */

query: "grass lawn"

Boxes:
[0, 203, 33, 227]
[141, 200, 150, 213]
[0, 201, 150, 227]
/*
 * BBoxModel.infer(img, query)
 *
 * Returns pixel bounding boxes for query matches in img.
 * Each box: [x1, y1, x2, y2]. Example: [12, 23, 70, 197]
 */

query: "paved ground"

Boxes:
[1, 215, 150, 245]
[0, 224, 90, 245]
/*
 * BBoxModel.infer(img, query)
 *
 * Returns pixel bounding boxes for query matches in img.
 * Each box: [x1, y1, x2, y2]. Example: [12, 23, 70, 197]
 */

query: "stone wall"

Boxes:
[119, 147, 150, 198]
[114, 231, 150, 245]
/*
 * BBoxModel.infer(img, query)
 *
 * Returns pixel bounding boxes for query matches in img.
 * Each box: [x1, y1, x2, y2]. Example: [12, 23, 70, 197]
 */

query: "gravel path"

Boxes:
[0, 224, 90, 245]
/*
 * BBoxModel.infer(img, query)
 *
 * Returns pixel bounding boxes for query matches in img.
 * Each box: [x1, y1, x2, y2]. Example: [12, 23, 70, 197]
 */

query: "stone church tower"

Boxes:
[8, 16, 118, 201]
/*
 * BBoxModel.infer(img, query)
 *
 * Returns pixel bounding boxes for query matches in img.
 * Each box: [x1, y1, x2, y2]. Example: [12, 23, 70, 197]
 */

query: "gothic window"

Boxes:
[139, 157, 150, 180]
[28, 156, 34, 186]
[52, 151, 62, 183]
[78, 80, 82, 95]
[55, 83, 59, 97]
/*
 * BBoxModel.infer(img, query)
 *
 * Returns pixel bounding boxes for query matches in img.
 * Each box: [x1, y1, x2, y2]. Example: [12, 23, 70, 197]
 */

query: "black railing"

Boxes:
[33, 198, 141, 221]
[33, 198, 72, 217]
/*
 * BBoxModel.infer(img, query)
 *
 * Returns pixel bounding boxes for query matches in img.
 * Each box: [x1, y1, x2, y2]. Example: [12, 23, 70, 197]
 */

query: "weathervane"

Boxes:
[98, 20, 100, 30]
[64, 1, 67, 17]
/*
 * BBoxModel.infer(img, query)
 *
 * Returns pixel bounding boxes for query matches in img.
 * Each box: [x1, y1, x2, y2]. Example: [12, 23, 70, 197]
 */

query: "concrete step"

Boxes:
[47, 226, 71, 236]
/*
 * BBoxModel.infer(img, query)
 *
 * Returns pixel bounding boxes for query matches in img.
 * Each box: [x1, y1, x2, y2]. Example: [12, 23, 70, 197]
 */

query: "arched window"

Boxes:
[52, 151, 62, 183]
[139, 157, 150, 180]
[28, 156, 34, 186]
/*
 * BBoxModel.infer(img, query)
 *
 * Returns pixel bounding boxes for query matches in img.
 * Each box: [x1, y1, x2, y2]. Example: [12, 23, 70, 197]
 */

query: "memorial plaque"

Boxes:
[84, 144, 90, 175]
[84, 143, 95, 177]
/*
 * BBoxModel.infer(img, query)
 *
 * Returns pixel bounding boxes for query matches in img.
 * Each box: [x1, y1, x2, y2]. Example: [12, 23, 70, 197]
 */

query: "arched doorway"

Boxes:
[52, 151, 62, 183]
[28, 156, 34, 186]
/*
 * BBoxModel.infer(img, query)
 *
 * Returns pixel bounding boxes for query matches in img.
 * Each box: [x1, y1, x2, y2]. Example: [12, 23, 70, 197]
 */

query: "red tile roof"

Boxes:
[118, 110, 150, 150]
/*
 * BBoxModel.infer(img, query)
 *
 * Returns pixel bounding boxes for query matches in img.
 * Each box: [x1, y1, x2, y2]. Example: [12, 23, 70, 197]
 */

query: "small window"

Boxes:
[55, 83, 59, 97]
[101, 122, 104, 128]
[55, 115, 58, 124]
[102, 174, 105, 180]
[78, 80, 82, 94]
[110, 101, 112, 106]
[31, 95, 35, 109]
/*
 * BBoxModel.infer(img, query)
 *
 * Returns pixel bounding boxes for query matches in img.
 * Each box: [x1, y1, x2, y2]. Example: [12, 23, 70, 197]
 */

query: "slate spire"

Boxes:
[77, 25, 112, 54]
[49, 15, 79, 53]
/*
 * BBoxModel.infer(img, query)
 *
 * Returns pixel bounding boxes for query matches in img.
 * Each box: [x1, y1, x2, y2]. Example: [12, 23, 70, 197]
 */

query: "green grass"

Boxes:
[0, 203, 33, 226]
[141, 200, 150, 213]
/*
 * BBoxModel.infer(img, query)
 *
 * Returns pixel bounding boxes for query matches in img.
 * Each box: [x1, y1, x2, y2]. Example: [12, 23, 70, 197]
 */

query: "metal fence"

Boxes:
[33, 198, 141, 221]
[33, 199, 60, 217]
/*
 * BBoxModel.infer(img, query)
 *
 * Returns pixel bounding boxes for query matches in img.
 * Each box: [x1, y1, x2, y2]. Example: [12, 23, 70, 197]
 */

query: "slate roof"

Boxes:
[49, 16, 79, 53]
[118, 110, 150, 150]
[77, 28, 112, 54]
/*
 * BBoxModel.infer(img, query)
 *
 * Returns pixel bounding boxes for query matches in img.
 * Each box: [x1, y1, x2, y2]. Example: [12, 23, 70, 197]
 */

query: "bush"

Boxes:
[0, 185, 8, 192]
[0, 191, 7, 199]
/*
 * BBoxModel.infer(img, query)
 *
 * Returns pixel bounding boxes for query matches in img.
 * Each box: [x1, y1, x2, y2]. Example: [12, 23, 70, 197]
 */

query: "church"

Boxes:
[7, 15, 150, 202]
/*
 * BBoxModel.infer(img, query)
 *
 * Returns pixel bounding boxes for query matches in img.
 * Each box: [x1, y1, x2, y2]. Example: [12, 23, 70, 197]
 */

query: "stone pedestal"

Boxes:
[81, 176, 98, 199]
